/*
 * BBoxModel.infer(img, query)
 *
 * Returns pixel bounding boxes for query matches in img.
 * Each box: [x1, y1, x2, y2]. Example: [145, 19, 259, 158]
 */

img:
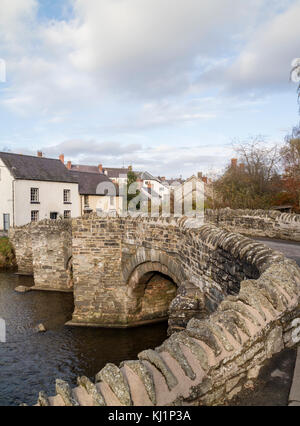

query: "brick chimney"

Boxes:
[231, 158, 238, 168]
[37, 151, 43, 158]
[59, 154, 64, 164]
[98, 164, 103, 173]
[67, 161, 72, 170]
[202, 176, 208, 184]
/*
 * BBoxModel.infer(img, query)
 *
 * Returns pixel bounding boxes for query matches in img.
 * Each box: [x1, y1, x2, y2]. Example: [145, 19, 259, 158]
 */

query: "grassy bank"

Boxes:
[0, 237, 16, 269]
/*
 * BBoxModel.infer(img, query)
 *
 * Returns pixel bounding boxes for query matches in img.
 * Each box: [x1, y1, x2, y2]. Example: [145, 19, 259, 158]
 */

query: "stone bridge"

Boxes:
[8, 211, 300, 405]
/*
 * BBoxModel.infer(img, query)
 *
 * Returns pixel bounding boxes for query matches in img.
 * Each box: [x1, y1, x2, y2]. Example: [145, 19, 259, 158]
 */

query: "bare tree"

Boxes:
[213, 136, 281, 209]
[291, 58, 300, 108]
[233, 136, 280, 193]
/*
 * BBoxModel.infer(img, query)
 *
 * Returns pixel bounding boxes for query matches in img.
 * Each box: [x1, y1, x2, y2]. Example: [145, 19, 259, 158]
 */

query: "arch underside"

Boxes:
[124, 248, 185, 325]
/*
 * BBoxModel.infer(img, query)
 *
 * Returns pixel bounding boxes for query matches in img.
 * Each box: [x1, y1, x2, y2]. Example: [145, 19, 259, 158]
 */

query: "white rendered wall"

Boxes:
[0, 159, 13, 229]
[14, 180, 80, 226]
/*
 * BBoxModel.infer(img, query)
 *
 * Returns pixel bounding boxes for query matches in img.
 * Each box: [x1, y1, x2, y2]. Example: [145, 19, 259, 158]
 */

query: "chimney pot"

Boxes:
[67, 161, 72, 170]
[231, 158, 238, 168]
[202, 176, 208, 184]
[37, 151, 43, 158]
[59, 154, 64, 163]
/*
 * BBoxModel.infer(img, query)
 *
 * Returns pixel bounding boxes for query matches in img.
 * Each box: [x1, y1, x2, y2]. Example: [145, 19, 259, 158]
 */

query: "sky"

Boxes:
[0, 0, 299, 178]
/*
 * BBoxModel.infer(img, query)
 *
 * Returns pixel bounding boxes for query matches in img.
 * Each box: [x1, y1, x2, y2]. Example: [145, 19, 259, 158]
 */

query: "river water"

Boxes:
[0, 271, 167, 406]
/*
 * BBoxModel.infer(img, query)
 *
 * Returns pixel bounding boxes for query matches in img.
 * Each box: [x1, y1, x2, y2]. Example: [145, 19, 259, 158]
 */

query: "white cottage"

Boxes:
[0, 151, 80, 230]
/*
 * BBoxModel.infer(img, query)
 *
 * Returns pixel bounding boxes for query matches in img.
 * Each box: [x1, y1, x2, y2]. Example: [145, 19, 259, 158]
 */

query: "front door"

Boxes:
[3, 214, 10, 231]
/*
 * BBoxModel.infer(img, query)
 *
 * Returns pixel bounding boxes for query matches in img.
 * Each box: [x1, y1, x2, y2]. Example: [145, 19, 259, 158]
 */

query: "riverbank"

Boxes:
[0, 237, 16, 269]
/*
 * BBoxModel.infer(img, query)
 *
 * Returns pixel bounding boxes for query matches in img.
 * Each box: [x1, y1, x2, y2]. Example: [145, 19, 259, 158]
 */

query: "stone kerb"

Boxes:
[33, 219, 300, 406]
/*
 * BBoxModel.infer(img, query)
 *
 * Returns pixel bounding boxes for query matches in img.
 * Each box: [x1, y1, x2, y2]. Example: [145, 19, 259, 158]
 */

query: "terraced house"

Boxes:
[0, 151, 80, 230]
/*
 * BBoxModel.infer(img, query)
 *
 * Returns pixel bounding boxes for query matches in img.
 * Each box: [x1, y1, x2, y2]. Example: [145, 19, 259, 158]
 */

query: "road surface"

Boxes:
[254, 237, 300, 266]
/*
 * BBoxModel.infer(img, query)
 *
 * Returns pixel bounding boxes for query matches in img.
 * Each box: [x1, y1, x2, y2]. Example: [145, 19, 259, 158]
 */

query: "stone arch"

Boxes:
[124, 249, 186, 322]
[126, 262, 178, 321]
[123, 247, 186, 286]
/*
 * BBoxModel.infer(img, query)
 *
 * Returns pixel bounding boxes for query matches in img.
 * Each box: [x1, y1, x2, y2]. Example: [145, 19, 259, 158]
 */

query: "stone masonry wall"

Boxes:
[70, 214, 272, 329]
[205, 208, 300, 241]
[34, 218, 300, 407]
[9, 225, 33, 275]
[31, 220, 72, 291]
[70, 217, 128, 326]
[9, 219, 72, 291]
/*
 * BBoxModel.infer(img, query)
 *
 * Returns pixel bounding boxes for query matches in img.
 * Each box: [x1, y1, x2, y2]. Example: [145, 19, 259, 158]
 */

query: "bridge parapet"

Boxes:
[205, 208, 300, 241]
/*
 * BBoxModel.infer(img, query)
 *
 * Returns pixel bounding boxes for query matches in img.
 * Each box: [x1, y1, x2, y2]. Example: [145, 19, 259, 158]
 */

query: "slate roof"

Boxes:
[0, 152, 78, 183]
[70, 171, 119, 195]
[103, 167, 130, 178]
[136, 171, 162, 183]
[70, 164, 100, 174]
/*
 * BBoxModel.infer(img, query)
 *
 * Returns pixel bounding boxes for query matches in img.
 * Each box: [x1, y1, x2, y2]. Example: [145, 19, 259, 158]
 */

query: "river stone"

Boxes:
[36, 323, 46, 333]
[15, 286, 31, 293]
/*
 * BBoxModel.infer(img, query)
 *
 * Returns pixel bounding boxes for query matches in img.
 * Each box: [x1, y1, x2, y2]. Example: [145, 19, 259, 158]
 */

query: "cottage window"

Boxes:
[50, 212, 58, 220]
[64, 210, 71, 219]
[63, 189, 71, 203]
[31, 210, 39, 222]
[30, 188, 39, 203]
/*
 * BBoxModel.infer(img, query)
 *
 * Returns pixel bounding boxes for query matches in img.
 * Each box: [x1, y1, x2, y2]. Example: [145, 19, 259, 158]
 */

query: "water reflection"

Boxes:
[0, 271, 167, 406]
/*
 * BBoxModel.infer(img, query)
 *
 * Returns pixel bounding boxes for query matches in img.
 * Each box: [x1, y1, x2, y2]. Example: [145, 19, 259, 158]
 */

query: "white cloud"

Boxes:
[1, 0, 280, 113]
[0, 0, 299, 178]
[215, 0, 300, 93]
[0, 0, 37, 49]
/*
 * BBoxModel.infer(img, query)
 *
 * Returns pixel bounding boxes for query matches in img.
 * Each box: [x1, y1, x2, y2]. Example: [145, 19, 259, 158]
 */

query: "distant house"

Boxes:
[102, 166, 129, 187]
[0, 151, 80, 230]
[172, 175, 205, 214]
[136, 171, 170, 200]
[70, 170, 123, 215]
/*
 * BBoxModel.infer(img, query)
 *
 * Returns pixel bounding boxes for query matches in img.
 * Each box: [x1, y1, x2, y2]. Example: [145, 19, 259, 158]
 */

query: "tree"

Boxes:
[213, 137, 281, 209]
[280, 126, 300, 211]
[127, 170, 140, 210]
[291, 58, 300, 107]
